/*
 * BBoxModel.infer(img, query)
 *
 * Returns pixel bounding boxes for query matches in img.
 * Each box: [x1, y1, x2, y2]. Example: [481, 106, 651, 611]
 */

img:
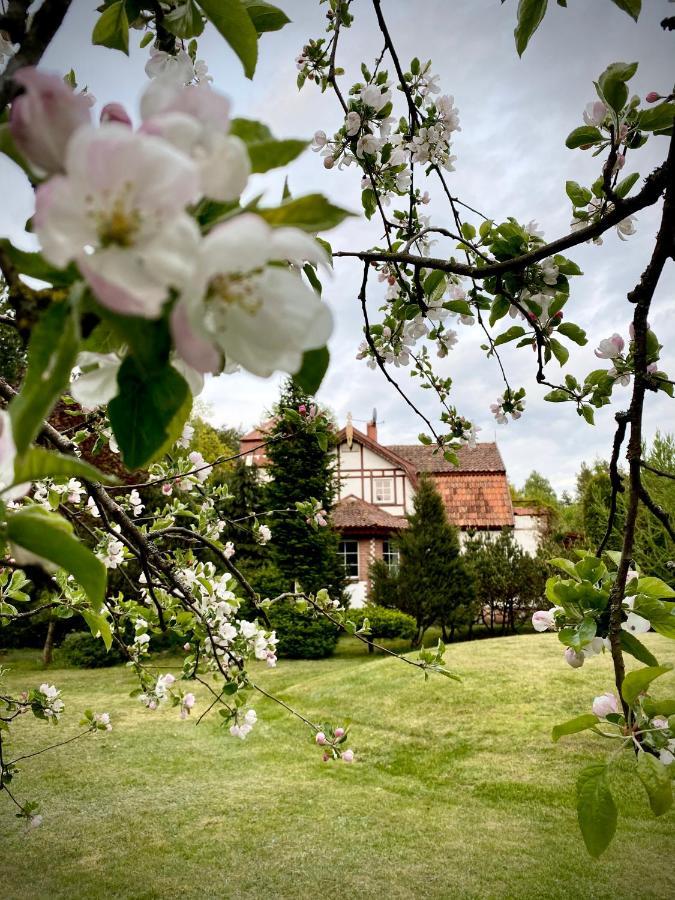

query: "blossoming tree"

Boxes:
[0, 0, 673, 857]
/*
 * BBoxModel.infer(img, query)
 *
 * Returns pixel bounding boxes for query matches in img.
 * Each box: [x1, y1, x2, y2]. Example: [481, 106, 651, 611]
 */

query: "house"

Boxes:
[239, 413, 547, 607]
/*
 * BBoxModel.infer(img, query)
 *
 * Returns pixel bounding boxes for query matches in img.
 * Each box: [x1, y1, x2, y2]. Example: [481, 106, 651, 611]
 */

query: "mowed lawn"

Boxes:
[1, 633, 674, 900]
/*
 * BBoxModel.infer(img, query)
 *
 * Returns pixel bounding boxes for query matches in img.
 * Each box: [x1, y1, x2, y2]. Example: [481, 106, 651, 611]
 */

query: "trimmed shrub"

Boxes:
[267, 605, 339, 659]
[61, 631, 124, 668]
[348, 606, 417, 645]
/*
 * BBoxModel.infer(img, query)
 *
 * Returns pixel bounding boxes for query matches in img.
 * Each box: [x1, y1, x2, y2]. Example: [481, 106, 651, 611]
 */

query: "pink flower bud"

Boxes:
[298, 404, 307, 414]
[10, 67, 92, 174]
[163, 673, 176, 686]
[564, 647, 585, 669]
[646, 92, 660, 103]
[334, 727, 345, 738]
[161, 483, 173, 496]
[183, 642, 191, 652]
[323, 156, 335, 169]
[592, 692, 618, 717]
[341, 749, 354, 763]
[100, 102, 132, 126]
[315, 731, 326, 745]
[183, 692, 196, 709]
[322, 752, 330, 762]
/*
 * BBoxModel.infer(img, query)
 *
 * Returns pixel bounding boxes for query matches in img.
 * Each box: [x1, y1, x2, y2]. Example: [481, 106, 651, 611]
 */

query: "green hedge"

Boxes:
[348, 606, 417, 642]
[266, 605, 339, 659]
[60, 631, 124, 668]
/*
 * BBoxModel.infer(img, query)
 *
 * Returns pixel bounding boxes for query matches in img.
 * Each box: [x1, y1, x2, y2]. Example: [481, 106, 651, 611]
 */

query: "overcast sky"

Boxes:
[1, 0, 673, 494]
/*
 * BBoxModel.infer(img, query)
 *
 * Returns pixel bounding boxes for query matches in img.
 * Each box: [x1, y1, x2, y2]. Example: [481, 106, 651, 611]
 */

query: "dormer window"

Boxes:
[373, 477, 393, 503]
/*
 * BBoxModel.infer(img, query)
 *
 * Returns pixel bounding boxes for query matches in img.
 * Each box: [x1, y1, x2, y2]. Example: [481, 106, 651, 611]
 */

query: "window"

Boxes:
[339, 540, 359, 578]
[373, 477, 393, 503]
[383, 540, 400, 573]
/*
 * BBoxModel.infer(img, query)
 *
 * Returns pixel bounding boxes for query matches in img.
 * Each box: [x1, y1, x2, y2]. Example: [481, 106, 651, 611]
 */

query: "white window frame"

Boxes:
[373, 477, 394, 504]
[382, 539, 400, 572]
[339, 540, 359, 579]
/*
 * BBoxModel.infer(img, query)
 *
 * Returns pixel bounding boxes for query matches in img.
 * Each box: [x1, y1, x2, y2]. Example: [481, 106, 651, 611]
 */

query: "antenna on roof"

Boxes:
[372, 407, 377, 424]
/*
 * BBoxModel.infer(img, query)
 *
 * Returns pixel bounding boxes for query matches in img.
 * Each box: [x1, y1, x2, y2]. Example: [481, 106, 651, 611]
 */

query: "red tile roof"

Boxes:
[333, 495, 408, 532]
[386, 441, 506, 473]
[430, 472, 514, 529]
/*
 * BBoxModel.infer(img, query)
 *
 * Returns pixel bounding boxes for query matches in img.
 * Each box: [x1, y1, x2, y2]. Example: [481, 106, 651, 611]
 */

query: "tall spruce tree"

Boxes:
[264, 379, 346, 600]
[393, 476, 474, 645]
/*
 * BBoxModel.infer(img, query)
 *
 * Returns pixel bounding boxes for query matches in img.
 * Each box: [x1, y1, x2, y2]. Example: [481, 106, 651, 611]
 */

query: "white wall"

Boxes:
[346, 580, 368, 609]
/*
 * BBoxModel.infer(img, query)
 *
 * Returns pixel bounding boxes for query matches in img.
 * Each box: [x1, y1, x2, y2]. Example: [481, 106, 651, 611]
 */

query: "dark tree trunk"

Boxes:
[441, 622, 449, 641]
[42, 619, 56, 666]
[449, 623, 455, 642]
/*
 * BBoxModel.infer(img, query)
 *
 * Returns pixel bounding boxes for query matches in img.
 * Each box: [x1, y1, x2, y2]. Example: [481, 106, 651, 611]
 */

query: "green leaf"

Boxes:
[198, 0, 258, 78]
[0, 240, 78, 288]
[638, 103, 675, 133]
[631, 597, 675, 640]
[293, 347, 329, 394]
[229, 118, 272, 142]
[565, 126, 603, 149]
[636, 577, 675, 599]
[514, 0, 548, 57]
[249, 139, 306, 173]
[7, 507, 106, 608]
[559, 616, 597, 651]
[242, 0, 290, 33]
[164, 0, 205, 38]
[229, 118, 307, 172]
[108, 358, 190, 469]
[576, 763, 617, 858]
[575, 556, 607, 583]
[489, 295, 510, 327]
[621, 665, 673, 707]
[614, 172, 639, 199]
[544, 389, 569, 403]
[549, 557, 580, 580]
[92, 0, 129, 54]
[620, 631, 659, 667]
[608, 0, 641, 22]
[361, 188, 377, 220]
[552, 714, 599, 742]
[565, 181, 592, 207]
[10, 294, 81, 454]
[257, 194, 352, 232]
[13, 447, 117, 486]
[636, 752, 672, 816]
[549, 338, 569, 366]
[423, 270, 446, 300]
[82, 610, 113, 652]
[494, 326, 526, 346]
[598, 61, 638, 114]
[557, 322, 587, 345]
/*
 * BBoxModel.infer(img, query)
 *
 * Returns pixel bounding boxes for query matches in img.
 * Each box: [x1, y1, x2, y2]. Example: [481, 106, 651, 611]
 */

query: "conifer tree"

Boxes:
[392, 476, 474, 645]
[264, 379, 346, 600]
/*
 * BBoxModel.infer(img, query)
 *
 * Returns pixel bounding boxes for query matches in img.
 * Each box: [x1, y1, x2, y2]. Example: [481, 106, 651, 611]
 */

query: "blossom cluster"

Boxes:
[9, 65, 332, 382]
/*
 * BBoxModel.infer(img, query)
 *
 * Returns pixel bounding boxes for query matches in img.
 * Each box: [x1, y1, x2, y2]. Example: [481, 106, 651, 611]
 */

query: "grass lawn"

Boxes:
[1, 633, 674, 900]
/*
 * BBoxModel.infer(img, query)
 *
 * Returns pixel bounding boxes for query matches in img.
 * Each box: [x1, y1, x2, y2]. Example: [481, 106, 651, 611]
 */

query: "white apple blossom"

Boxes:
[622, 611, 650, 634]
[617, 215, 637, 241]
[256, 524, 272, 545]
[94, 712, 112, 731]
[100, 535, 125, 569]
[540, 258, 559, 286]
[171, 214, 333, 378]
[360, 84, 392, 112]
[0, 410, 27, 500]
[177, 423, 195, 449]
[583, 100, 607, 126]
[223, 541, 236, 559]
[140, 78, 250, 202]
[38, 683, 65, 720]
[594, 333, 625, 359]
[129, 489, 144, 517]
[145, 48, 195, 85]
[34, 125, 201, 319]
[345, 111, 361, 136]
